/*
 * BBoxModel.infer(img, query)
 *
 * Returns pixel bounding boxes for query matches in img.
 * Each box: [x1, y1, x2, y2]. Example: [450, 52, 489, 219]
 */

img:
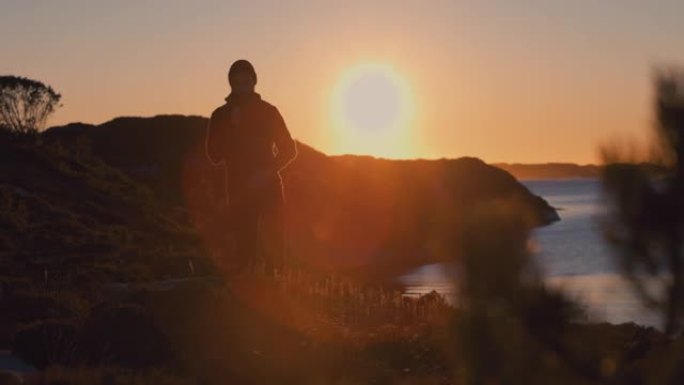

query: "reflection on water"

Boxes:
[527, 179, 616, 277]
[546, 274, 664, 327]
[400, 263, 457, 300]
[399, 179, 666, 328]
[399, 267, 665, 327]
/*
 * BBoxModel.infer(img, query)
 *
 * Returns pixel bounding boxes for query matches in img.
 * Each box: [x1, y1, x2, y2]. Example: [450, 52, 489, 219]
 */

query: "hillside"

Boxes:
[4, 118, 675, 385]
[0, 133, 211, 288]
[45, 115, 559, 278]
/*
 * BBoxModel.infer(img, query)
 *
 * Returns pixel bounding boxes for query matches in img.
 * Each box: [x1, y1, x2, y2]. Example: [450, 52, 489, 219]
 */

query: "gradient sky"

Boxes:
[2, 0, 683, 163]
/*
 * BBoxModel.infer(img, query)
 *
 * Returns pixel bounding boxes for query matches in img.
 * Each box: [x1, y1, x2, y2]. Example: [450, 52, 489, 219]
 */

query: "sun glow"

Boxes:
[330, 62, 416, 158]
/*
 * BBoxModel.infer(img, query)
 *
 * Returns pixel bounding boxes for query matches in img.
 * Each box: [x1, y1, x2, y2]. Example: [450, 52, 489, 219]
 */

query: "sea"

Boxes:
[400, 178, 665, 328]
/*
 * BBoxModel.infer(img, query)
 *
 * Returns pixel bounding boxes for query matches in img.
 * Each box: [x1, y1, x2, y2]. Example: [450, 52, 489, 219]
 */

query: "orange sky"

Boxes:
[2, 1, 683, 163]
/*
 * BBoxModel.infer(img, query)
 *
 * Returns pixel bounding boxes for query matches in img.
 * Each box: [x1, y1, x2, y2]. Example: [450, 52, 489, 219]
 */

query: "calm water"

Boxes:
[400, 178, 664, 328]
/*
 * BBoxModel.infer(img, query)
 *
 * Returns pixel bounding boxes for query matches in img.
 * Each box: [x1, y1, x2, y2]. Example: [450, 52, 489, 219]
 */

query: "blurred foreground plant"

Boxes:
[452, 201, 597, 385]
[602, 69, 684, 336]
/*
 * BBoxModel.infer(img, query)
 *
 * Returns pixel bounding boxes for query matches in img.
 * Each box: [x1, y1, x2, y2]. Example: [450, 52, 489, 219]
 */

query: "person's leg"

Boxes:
[258, 178, 287, 271]
[230, 192, 260, 273]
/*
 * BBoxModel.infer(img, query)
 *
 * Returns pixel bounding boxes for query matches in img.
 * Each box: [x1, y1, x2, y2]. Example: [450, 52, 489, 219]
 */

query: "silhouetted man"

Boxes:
[206, 59, 297, 272]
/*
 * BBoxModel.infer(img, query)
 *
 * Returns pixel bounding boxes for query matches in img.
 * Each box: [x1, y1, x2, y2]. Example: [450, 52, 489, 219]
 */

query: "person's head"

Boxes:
[228, 59, 257, 95]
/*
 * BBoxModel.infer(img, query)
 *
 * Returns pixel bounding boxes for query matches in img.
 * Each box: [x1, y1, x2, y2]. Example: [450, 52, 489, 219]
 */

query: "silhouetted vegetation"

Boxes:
[0, 76, 61, 134]
[603, 69, 684, 337]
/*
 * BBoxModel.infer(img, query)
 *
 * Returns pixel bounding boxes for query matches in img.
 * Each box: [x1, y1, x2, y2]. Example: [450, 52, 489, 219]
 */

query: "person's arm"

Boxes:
[271, 106, 297, 171]
[206, 110, 226, 166]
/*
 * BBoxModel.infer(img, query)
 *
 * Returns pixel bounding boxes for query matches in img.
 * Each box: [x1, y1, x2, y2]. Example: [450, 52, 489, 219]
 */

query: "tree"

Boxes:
[0, 75, 61, 134]
[602, 68, 684, 336]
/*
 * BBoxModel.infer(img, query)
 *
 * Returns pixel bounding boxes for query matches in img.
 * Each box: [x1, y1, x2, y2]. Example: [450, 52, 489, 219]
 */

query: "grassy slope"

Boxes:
[0, 134, 210, 285]
[4, 122, 675, 384]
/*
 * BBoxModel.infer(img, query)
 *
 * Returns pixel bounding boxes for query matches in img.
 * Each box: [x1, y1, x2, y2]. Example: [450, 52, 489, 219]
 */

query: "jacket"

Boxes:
[206, 92, 297, 182]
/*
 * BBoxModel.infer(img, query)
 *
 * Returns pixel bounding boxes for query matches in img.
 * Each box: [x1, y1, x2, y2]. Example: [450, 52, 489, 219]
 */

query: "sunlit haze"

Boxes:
[331, 62, 415, 158]
[2, 0, 684, 163]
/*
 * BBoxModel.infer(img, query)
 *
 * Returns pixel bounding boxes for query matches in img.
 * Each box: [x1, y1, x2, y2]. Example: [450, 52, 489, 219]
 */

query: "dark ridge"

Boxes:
[41, 114, 559, 280]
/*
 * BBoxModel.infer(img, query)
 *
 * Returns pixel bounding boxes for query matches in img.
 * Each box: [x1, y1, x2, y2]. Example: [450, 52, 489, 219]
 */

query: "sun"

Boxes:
[330, 63, 416, 158]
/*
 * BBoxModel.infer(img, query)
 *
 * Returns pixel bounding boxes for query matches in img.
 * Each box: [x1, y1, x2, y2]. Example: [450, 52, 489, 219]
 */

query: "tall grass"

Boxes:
[248, 263, 449, 332]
